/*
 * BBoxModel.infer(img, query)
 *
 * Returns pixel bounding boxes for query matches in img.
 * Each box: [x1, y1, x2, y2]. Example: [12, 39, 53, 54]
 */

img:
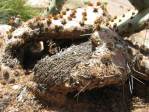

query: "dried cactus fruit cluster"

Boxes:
[0, 1, 149, 105]
[32, 28, 128, 104]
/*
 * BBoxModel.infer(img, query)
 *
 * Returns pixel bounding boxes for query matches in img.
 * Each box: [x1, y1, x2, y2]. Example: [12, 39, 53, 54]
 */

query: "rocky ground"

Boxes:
[0, 0, 149, 112]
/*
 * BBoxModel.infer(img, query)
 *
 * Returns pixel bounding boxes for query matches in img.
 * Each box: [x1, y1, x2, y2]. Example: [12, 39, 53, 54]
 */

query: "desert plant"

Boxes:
[109, 0, 149, 36]
[0, 0, 40, 23]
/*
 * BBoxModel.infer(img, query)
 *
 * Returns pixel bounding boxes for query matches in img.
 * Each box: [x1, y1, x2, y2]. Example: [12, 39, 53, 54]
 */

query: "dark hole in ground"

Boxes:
[21, 37, 89, 69]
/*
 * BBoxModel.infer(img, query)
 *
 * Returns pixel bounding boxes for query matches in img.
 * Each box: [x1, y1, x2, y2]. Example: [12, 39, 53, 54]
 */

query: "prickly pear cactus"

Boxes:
[0, 1, 149, 106]
[109, 2, 149, 36]
[108, 0, 149, 80]
[8, 2, 107, 49]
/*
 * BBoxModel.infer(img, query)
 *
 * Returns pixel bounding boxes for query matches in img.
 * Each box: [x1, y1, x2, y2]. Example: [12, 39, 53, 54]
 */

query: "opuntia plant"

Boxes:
[110, 0, 149, 36]
[0, 0, 149, 106]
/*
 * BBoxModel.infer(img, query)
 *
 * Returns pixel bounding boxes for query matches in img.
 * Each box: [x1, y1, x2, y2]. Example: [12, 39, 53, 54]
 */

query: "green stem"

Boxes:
[129, 0, 149, 11]
[110, 8, 149, 37]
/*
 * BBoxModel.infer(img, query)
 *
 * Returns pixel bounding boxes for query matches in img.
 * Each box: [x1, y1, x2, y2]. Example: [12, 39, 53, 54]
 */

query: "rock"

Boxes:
[0, 24, 12, 53]
[12, 84, 22, 90]
[126, 29, 149, 53]
[0, 25, 12, 34]
[26, 0, 50, 8]
[3, 70, 9, 81]
[8, 78, 15, 84]
[0, 25, 12, 44]
[125, 29, 149, 80]
[17, 87, 28, 102]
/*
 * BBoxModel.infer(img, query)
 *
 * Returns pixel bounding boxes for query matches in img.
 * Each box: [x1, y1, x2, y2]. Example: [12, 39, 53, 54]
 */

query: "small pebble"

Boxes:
[8, 78, 15, 84]
[1, 80, 6, 85]
[3, 71, 9, 80]
[12, 84, 22, 90]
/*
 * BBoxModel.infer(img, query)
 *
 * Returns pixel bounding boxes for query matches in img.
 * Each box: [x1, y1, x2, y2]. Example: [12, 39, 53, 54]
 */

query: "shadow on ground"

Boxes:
[38, 80, 149, 112]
